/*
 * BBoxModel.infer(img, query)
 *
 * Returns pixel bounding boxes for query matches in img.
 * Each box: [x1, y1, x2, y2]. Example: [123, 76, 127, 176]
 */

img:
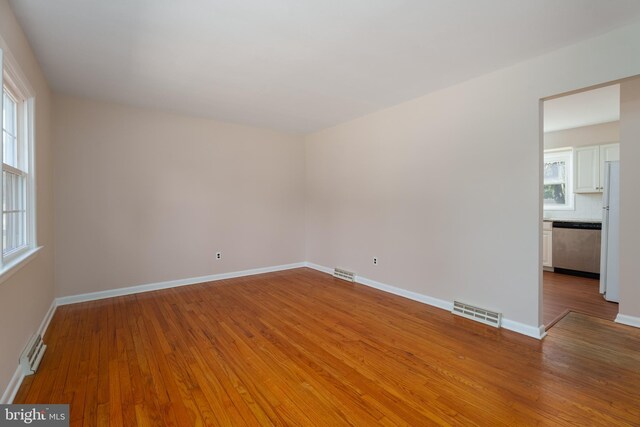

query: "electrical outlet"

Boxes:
[216, 252, 222, 260]
[373, 257, 378, 265]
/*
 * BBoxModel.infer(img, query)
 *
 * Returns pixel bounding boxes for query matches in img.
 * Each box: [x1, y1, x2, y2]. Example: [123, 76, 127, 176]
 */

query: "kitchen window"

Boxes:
[0, 47, 40, 282]
[544, 148, 574, 210]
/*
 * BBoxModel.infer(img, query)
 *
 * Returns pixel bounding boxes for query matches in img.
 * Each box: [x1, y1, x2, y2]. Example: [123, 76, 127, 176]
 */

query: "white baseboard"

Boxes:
[304, 262, 333, 275]
[0, 366, 23, 404]
[502, 319, 547, 340]
[615, 313, 640, 328]
[37, 300, 57, 342]
[304, 262, 545, 340]
[355, 273, 453, 312]
[56, 262, 306, 306]
[1, 299, 57, 404]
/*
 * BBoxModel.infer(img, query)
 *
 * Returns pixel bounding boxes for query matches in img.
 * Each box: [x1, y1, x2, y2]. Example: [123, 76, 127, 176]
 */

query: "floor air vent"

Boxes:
[452, 301, 502, 328]
[20, 334, 47, 375]
[333, 268, 356, 282]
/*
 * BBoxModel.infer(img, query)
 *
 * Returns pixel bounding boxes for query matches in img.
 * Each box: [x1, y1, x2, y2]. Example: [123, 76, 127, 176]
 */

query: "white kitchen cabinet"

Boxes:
[543, 222, 553, 269]
[574, 146, 600, 193]
[599, 143, 620, 189]
[574, 143, 620, 193]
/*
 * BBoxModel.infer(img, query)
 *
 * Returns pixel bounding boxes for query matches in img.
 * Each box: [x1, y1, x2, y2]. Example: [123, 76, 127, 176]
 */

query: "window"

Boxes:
[544, 148, 574, 210]
[0, 47, 38, 275]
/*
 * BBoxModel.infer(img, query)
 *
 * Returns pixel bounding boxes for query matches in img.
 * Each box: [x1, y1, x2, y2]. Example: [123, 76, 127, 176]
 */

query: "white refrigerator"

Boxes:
[600, 161, 620, 302]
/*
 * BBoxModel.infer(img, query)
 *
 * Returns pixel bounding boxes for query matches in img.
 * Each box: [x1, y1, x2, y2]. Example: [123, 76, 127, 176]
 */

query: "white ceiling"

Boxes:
[9, 1, 640, 133]
[544, 84, 620, 132]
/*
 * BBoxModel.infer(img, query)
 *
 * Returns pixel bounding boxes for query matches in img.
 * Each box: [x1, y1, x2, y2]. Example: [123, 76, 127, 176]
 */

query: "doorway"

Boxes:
[541, 84, 620, 329]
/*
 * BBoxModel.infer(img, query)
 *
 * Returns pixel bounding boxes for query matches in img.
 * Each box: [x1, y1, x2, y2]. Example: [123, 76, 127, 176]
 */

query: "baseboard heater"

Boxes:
[20, 334, 47, 375]
[333, 268, 356, 282]
[452, 301, 502, 328]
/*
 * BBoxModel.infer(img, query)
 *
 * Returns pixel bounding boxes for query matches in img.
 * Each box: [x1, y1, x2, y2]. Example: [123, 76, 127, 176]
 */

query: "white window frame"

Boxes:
[0, 46, 41, 284]
[543, 147, 574, 211]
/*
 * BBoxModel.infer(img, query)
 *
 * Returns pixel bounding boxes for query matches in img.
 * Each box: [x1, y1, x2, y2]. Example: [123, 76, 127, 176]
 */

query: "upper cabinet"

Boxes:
[599, 143, 620, 188]
[574, 145, 600, 193]
[574, 143, 619, 193]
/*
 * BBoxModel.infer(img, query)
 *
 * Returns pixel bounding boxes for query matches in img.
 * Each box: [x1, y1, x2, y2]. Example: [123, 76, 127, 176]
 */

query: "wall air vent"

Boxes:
[452, 301, 502, 328]
[333, 268, 356, 282]
[20, 334, 47, 375]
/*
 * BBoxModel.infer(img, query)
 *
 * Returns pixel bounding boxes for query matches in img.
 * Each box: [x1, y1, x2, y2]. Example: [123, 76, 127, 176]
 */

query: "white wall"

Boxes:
[544, 193, 603, 221]
[0, 0, 54, 400]
[305, 21, 640, 330]
[544, 121, 619, 150]
[620, 78, 640, 320]
[53, 95, 305, 297]
[543, 121, 620, 221]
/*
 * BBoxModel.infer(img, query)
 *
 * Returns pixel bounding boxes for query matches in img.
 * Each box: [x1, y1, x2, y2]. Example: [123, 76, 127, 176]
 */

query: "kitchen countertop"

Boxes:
[543, 217, 602, 223]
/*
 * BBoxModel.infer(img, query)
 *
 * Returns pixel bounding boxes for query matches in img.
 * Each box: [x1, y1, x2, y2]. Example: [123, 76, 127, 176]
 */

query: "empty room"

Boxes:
[1, 0, 640, 425]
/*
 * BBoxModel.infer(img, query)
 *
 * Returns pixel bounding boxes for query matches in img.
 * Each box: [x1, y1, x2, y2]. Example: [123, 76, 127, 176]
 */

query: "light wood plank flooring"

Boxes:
[543, 271, 619, 328]
[15, 268, 640, 426]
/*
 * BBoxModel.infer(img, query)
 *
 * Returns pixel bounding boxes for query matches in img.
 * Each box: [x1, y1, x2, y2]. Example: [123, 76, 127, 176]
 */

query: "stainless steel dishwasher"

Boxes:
[552, 221, 601, 278]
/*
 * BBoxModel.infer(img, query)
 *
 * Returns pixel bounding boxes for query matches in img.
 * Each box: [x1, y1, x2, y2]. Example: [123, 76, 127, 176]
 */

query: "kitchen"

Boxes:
[542, 84, 620, 328]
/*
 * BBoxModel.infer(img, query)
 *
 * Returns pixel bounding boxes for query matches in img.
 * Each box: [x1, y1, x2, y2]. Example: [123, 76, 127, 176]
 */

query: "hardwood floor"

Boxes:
[15, 268, 640, 426]
[543, 271, 619, 328]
